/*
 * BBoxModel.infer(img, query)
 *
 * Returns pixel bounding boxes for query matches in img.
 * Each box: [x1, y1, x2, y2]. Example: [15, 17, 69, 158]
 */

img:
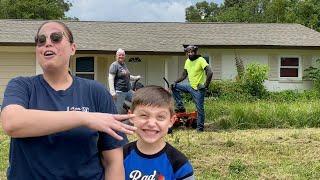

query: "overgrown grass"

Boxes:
[185, 99, 320, 130]
[1, 127, 320, 179]
[207, 80, 320, 102]
[180, 81, 320, 130]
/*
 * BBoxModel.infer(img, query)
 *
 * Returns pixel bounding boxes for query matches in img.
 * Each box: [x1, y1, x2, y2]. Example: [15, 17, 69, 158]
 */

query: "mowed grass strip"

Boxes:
[0, 128, 9, 179]
[130, 128, 320, 179]
[1, 128, 320, 179]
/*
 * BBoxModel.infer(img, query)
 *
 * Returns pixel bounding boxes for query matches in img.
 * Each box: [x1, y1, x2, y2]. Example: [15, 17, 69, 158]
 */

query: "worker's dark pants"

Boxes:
[172, 83, 205, 131]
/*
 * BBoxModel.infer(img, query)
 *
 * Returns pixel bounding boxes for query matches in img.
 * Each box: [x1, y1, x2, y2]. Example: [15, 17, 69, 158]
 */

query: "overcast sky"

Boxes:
[66, 0, 223, 22]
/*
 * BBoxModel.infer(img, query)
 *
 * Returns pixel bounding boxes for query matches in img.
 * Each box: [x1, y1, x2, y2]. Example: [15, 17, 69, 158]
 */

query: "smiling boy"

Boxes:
[123, 85, 194, 180]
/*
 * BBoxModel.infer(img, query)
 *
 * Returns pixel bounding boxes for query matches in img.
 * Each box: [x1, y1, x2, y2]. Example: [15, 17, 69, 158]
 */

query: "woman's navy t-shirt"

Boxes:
[2, 75, 127, 180]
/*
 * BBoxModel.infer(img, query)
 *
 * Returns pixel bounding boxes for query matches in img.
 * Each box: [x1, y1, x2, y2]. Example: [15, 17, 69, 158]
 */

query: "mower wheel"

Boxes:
[190, 119, 197, 129]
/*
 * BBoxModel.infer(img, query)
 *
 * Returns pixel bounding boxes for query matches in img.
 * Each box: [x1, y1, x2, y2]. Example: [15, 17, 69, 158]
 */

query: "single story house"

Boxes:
[1, 19, 320, 103]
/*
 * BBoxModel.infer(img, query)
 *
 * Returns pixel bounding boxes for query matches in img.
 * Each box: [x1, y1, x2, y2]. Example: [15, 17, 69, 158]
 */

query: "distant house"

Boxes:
[1, 19, 320, 103]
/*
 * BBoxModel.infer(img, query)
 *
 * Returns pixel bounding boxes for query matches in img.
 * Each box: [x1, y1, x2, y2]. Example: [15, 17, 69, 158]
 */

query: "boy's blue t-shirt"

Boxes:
[2, 75, 127, 180]
[123, 141, 194, 180]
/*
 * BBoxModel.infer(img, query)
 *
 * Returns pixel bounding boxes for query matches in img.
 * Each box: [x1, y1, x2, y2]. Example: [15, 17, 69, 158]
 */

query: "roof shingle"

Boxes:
[1, 20, 320, 52]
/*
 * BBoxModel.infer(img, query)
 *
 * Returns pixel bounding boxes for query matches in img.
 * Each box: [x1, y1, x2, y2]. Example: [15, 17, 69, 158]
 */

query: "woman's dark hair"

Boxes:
[35, 21, 74, 43]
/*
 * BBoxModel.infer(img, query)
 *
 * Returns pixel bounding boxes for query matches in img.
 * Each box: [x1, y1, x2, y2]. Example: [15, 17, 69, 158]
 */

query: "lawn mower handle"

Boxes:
[163, 77, 170, 89]
[132, 79, 139, 91]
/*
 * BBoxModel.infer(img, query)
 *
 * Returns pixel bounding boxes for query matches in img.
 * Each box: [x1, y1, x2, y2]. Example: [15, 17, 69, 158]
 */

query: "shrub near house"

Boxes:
[304, 58, 320, 92]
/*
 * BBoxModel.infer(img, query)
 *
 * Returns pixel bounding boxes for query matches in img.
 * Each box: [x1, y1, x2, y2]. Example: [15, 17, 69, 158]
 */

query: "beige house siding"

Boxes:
[302, 55, 313, 79]
[178, 56, 186, 78]
[98, 54, 179, 89]
[267, 52, 316, 91]
[70, 54, 112, 88]
[0, 51, 36, 104]
[1, 48, 320, 103]
[268, 54, 278, 80]
[201, 49, 320, 91]
[97, 56, 111, 87]
[198, 49, 218, 80]
[90, 50, 316, 92]
[126, 55, 147, 86]
[146, 56, 165, 86]
[165, 56, 179, 85]
[212, 53, 222, 80]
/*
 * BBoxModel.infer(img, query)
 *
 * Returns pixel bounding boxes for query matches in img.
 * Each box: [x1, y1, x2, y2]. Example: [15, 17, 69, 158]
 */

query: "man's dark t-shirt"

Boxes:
[109, 61, 131, 92]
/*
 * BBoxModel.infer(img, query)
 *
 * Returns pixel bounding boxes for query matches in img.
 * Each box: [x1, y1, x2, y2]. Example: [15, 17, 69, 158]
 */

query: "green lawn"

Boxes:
[166, 127, 320, 179]
[1, 128, 320, 179]
[0, 128, 9, 179]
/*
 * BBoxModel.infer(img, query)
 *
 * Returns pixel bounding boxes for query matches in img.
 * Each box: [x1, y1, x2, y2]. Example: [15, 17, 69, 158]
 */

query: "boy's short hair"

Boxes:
[131, 85, 174, 115]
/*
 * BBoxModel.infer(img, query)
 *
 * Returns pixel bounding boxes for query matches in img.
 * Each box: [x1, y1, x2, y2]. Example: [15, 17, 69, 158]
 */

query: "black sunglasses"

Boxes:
[35, 32, 66, 47]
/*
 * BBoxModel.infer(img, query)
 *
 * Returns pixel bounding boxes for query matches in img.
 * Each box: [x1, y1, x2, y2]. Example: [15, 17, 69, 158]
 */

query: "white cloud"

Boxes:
[66, 0, 221, 22]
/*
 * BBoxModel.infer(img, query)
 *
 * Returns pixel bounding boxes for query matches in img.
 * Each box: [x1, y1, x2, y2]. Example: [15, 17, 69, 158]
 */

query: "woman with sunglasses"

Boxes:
[0, 21, 136, 180]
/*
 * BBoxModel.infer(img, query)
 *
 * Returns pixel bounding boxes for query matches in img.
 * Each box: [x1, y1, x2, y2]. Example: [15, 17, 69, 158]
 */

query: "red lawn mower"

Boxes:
[163, 77, 197, 129]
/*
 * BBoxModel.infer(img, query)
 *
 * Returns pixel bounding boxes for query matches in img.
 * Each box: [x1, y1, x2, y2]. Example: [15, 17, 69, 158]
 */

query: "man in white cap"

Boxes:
[108, 48, 140, 113]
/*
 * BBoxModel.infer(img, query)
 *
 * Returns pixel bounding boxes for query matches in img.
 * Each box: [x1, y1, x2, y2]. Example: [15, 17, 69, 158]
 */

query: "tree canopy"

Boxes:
[0, 0, 77, 20]
[186, 0, 320, 32]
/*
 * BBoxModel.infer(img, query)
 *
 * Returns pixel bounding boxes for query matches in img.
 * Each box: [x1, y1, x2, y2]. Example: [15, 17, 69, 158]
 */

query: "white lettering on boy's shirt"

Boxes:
[67, 106, 90, 112]
[129, 170, 165, 180]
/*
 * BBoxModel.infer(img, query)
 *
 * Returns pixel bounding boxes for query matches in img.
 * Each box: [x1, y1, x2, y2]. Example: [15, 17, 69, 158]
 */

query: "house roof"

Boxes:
[1, 19, 320, 53]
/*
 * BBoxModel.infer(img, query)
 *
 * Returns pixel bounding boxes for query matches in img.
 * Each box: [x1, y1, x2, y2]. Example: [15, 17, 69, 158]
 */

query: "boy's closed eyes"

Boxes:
[134, 108, 171, 122]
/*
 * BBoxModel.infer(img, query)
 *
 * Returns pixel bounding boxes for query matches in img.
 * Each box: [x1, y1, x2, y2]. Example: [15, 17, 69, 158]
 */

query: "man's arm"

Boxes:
[108, 63, 117, 97]
[0, 105, 136, 139]
[130, 75, 141, 81]
[108, 73, 116, 97]
[175, 69, 188, 84]
[102, 147, 125, 180]
[204, 66, 213, 88]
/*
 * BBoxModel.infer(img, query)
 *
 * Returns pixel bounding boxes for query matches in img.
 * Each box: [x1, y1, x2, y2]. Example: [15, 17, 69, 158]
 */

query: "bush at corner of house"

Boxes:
[207, 80, 252, 101]
[304, 58, 320, 94]
[207, 80, 224, 97]
[242, 63, 269, 98]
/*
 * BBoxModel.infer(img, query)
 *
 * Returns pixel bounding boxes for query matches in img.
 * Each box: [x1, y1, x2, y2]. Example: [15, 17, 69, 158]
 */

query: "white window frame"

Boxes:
[278, 56, 301, 80]
[73, 55, 97, 80]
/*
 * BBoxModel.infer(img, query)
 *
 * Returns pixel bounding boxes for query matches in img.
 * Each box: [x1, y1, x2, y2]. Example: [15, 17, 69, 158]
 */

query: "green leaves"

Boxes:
[242, 63, 269, 98]
[304, 58, 320, 92]
[186, 0, 320, 32]
[186, 1, 220, 22]
[0, 0, 75, 20]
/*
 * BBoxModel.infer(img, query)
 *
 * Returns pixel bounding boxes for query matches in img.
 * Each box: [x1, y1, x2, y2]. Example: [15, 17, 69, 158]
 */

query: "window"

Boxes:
[128, 57, 142, 63]
[203, 55, 210, 64]
[279, 57, 300, 78]
[75, 57, 95, 80]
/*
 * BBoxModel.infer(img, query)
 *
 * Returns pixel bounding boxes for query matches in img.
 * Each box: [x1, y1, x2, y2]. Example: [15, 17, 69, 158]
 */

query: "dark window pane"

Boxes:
[280, 68, 298, 77]
[76, 73, 94, 80]
[281, 57, 299, 66]
[76, 57, 94, 72]
[128, 57, 141, 63]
